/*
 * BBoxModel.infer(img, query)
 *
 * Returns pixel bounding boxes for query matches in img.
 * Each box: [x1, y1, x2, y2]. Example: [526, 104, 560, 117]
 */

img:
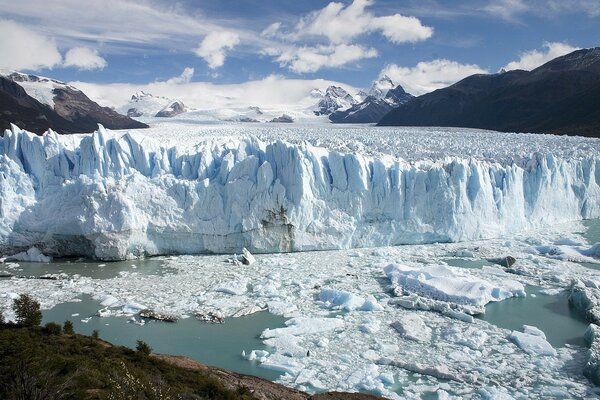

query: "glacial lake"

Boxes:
[23, 218, 600, 392]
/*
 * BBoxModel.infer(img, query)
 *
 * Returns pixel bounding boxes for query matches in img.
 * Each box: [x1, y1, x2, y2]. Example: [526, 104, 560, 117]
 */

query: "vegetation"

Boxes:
[0, 324, 257, 399]
[12, 293, 42, 327]
[63, 320, 74, 335]
[44, 322, 63, 335]
[136, 340, 152, 356]
[0, 295, 256, 399]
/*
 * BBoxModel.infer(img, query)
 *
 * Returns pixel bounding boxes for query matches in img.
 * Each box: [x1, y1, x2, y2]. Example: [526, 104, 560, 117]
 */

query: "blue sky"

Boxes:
[0, 0, 598, 95]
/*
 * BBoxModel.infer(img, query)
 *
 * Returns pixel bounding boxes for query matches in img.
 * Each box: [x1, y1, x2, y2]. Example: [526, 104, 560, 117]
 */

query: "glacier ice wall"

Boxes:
[0, 125, 599, 260]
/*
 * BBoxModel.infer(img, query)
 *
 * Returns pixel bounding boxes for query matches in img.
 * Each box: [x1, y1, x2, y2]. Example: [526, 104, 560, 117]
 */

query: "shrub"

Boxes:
[63, 320, 74, 335]
[91, 330, 99, 340]
[136, 340, 152, 356]
[12, 294, 42, 327]
[44, 322, 62, 335]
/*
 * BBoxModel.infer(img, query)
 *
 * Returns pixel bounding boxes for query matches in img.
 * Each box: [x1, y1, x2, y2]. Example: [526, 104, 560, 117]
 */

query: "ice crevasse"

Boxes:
[0, 125, 598, 260]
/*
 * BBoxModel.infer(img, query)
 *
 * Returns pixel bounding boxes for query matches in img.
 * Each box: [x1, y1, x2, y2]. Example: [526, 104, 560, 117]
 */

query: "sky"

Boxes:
[0, 0, 598, 101]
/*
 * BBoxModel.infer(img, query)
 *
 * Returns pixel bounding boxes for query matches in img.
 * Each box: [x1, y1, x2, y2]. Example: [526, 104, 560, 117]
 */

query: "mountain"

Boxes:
[330, 77, 413, 123]
[0, 72, 147, 134]
[155, 100, 187, 117]
[379, 47, 600, 137]
[314, 86, 358, 115]
[119, 91, 172, 118]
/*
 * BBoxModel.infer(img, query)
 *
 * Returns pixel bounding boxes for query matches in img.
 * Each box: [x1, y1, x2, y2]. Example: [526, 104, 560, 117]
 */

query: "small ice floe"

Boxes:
[214, 278, 248, 295]
[242, 349, 269, 362]
[81, 317, 92, 323]
[231, 304, 266, 317]
[138, 309, 178, 322]
[318, 288, 383, 312]
[196, 311, 224, 324]
[6, 247, 51, 263]
[390, 314, 432, 343]
[509, 325, 556, 356]
[71, 313, 79, 317]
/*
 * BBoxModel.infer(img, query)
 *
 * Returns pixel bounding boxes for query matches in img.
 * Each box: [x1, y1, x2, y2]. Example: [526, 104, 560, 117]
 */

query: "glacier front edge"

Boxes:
[0, 125, 598, 260]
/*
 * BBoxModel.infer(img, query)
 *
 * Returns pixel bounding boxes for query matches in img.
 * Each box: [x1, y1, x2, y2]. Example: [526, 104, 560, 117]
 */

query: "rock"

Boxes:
[155, 100, 186, 117]
[127, 107, 143, 118]
[138, 309, 178, 322]
[196, 311, 224, 324]
[269, 114, 293, 123]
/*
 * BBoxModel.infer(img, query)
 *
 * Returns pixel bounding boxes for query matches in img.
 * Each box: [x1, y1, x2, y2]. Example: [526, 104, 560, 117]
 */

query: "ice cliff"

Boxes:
[1, 125, 599, 260]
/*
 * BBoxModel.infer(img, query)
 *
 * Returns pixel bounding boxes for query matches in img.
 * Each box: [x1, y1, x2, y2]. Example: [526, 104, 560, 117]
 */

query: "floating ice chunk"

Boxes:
[241, 248, 256, 265]
[97, 294, 119, 307]
[7, 247, 51, 262]
[267, 300, 297, 316]
[384, 263, 525, 307]
[214, 278, 248, 295]
[259, 353, 303, 375]
[231, 305, 265, 317]
[263, 335, 306, 357]
[243, 349, 269, 362]
[478, 387, 515, 400]
[509, 327, 556, 356]
[261, 317, 344, 339]
[390, 314, 432, 342]
[523, 325, 546, 339]
[318, 288, 383, 312]
[359, 318, 381, 334]
[122, 302, 147, 314]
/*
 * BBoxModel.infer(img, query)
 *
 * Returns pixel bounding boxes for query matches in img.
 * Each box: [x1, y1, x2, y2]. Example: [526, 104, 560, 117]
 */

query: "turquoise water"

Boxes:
[42, 295, 285, 381]
[478, 286, 589, 347]
[443, 258, 495, 269]
[582, 219, 600, 244]
[1, 258, 175, 279]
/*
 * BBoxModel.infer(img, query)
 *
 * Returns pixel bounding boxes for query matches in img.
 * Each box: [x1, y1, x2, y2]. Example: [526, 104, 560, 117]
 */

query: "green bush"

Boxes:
[136, 340, 152, 356]
[12, 294, 42, 327]
[44, 322, 62, 335]
[91, 329, 99, 339]
[63, 320, 74, 335]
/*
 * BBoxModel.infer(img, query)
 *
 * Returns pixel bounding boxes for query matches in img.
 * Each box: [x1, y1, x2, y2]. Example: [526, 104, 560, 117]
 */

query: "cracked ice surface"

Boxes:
[0, 124, 599, 260]
[0, 221, 599, 398]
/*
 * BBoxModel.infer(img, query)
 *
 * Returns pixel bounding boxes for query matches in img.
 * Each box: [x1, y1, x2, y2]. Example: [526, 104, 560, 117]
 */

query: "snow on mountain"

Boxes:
[368, 75, 395, 99]
[155, 99, 187, 117]
[3, 71, 80, 109]
[314, 86, 359, 115]
[0, 124, 598, 260]
[118, 91, 171, 118]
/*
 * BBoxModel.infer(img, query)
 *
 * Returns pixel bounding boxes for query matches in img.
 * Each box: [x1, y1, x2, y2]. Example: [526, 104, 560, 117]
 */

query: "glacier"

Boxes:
[0, 124, 599, 260]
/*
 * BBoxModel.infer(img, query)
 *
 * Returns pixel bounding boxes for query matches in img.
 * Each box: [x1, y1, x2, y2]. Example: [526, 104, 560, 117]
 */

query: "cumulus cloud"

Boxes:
[294, 0, 433, 44]
[0, 20, 62, 70]
[502, 42, 580, 71]
[63, 47, 107, 70]
[381, 59, 488, 95]
[195, 31, 240, 69]
[165, 67, 194, 84]
[274, 44, 377, 73]
[71, 74, 359, 111]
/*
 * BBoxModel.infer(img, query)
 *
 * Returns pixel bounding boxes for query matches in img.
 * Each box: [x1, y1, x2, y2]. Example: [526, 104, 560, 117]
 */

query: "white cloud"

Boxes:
[381, 59, 488, 95]
[483, 0, 528, 21]
[63, 47, 107, 70]
[275, 44, 377, 73]
[502, 42, 580, 71]
[261, 22, 282, 38]
[294, 0, 432, 44]
[165, 67, 194, 84]
[71, 74, 358, 111]
[195, 31, 240, 69]
[0, 20, 62, 70]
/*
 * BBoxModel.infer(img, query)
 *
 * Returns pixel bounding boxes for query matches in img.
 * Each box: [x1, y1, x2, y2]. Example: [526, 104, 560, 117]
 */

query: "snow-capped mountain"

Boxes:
[314, 85, 358, 116]
[0, 72, 147, 134]
[368, 75, 395, 99]
[155, 100, 187, 118]
[118, 91, 172, 118]
[330, 77, 413, 123]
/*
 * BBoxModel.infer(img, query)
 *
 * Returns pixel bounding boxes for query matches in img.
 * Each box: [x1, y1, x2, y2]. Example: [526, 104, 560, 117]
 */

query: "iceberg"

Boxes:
[0, 125, 599, 260]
